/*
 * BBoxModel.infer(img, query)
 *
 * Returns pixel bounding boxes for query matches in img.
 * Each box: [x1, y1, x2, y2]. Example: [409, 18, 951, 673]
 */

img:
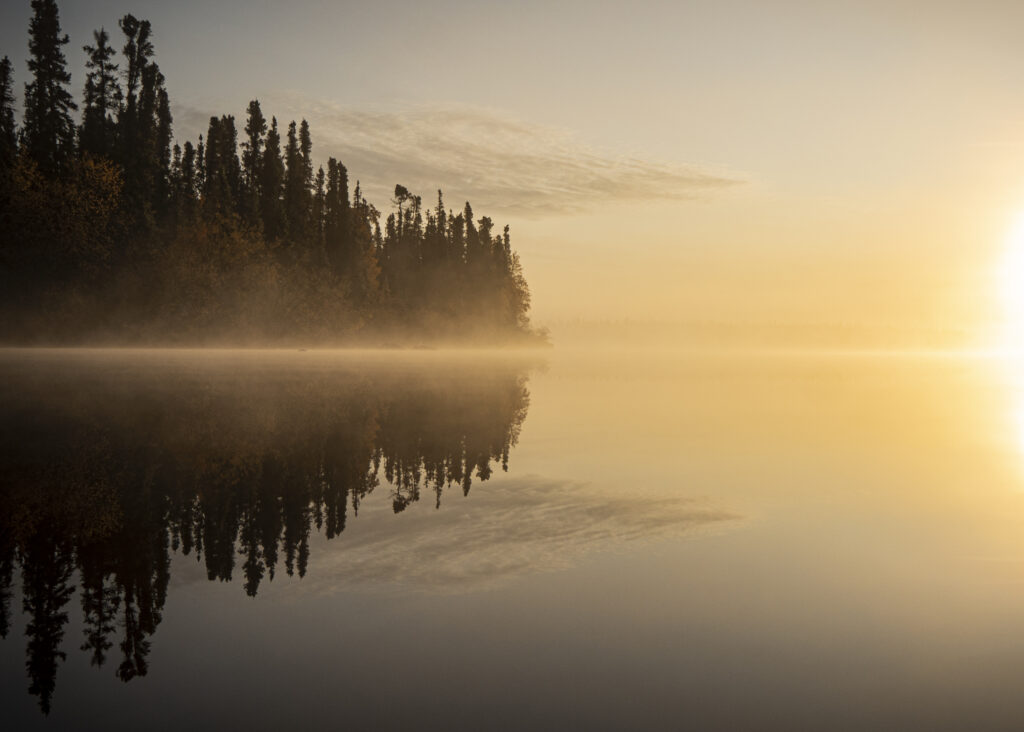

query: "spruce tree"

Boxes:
[433, 190, 447, 260]
[313, 164, 325, 248]
[137, 61, 168, 214]
[168, 141, 182, 220]
[283, 120, 304, 241]
[260, 117, 284, 240]
[195, 134, 205, 190]
[0, 57, 17, 177]
[299, 119, 313, 192]
[119, 15, 152, 105]
[324, 158, 350, 273]
[202, 116, 220, 215]
[241, 100, 266, 226]
[80, 28, 121, 159]
[179, 139, 196, 220]
[203, 115, 240, 222]
[463, 202, 477, 264]
[448, 210, 465, 273]
[153, 85, 172, 219]
[117, 14, 164, 229]
[21, 0, 77, 177]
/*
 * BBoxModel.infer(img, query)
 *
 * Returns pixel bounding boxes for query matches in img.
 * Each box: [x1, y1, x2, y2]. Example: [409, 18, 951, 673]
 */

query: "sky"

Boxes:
[4, 0, 1024, 343]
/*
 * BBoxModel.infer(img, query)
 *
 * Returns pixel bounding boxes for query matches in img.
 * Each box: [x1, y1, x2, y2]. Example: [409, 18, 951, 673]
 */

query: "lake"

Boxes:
[2, 347, 1024, 730]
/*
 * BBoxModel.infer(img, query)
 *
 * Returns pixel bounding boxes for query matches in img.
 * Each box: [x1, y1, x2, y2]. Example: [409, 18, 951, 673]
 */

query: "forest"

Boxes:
[0, 1, 542, 345]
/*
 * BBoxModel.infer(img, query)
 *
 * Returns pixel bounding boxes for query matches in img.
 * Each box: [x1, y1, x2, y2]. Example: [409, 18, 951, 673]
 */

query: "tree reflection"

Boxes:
[0, 358, 531, 713]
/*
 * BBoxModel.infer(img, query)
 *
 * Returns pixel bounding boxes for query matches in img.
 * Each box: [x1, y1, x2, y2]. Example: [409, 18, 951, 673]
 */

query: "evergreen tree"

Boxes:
[259, 117, 284, 240]
[119, 15, 152, 105]
[137, 60, 168, 214]
[427, 189, 447, 262]
[478, 215, 494, 270]
[178, 139, 197, 221]
[463, 202, 478, 264]
[80, 28, 121, 159]
[195, 133, 205, 192]
[154, 86, 172, 218]
[313, 164, 325, 249]
[324, 157, 351, 273]
[168, 141, 182, 221]
[299, 119, 313, 192]
[448, 210, 465, 264]
[203, 115, 240, 222]
[1, 10, 538, 343]
[21, 535, 75, 715]
[0, 57, 17, 178]
[241, 99, 266, 227]
[283, 120, 308, 242]
[202, 116, 221, 215]
[117, 14, 163, 230]
[0, 545, 13, 641]
[21, 0, 77, 177]
[350, 182, 381, 303]
[78, 560, 118, 668]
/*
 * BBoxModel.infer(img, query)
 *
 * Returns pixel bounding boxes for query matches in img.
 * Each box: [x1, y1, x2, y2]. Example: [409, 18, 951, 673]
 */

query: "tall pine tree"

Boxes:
[241, 100, 266, 228]
[21, 0, 77, 177]
[80, 28, 121, 159]
[203, 115, 240, 223]
[259, 117, 284, 240]
[324, 157, 351, 273]
[154, 85, 172, 218]
[0, 57, 17, 178]
[117, 15, 156, 229]
[283, 120, 306, 243]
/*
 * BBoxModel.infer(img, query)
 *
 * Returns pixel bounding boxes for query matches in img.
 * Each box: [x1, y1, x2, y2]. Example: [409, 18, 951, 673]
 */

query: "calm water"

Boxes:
[3, 347, 1024, 730]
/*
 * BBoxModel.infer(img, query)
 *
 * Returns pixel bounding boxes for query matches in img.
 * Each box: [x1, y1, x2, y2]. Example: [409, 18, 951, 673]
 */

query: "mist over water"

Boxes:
[7, 0, 1024, 727]
[2, 345, 1024, 729]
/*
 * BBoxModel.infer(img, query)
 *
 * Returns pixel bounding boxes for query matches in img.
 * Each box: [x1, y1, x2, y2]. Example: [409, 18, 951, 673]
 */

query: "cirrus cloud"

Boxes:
[174, 93, 740, 217]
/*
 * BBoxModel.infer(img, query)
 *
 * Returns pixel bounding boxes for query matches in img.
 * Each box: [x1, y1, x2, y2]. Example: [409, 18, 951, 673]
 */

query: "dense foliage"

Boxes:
[0, 1, 540, 344]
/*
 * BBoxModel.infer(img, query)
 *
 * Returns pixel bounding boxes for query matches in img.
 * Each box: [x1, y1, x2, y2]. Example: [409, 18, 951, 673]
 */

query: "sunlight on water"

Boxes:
[6, 347, 1024, 730]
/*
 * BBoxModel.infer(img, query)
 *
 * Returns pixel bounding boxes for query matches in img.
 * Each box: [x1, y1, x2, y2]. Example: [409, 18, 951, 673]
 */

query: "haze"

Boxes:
[3, 0, 1018, 346]
[11, 3, 1024, 726]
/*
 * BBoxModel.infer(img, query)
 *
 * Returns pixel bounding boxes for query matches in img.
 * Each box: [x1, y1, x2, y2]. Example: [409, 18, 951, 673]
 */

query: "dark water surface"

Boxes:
[3, 348, 1024, 730]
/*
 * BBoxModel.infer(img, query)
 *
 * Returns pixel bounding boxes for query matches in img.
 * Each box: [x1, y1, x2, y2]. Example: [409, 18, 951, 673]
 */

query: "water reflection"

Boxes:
[0, 352, 531, 713]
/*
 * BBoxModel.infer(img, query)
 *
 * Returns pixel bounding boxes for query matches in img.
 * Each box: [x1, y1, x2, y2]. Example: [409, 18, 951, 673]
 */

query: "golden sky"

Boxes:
[4, 0, 1024, 343]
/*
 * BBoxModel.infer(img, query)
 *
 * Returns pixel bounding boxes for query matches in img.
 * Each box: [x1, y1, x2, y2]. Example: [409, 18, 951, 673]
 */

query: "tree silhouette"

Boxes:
[0, 3, 543, 345]
[21, 0, 77, 178]
[324, 157, 351, 272]
[0, 530, 13, 641]
[0, 57, 19, 179]
[80, 28, 121, 159]
[203, 115, 241, 223]
[0, 357, 533, 711]
[116, 14, 165, 232]
[260, 116, 285, 241]
[241, 99, 266, 227]
[283, 119, 311, 246]
[20, 534, 75, 715]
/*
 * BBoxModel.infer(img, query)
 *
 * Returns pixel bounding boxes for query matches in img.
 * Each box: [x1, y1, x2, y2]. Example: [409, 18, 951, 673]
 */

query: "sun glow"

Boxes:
[999, 211, 1024, 354]
[996, 212, 1024, 476]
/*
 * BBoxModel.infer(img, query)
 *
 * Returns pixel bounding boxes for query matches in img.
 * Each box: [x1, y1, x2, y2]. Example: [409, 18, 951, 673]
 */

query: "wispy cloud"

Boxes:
[281, 475, 739, 595]
[174, 95, 740, 217]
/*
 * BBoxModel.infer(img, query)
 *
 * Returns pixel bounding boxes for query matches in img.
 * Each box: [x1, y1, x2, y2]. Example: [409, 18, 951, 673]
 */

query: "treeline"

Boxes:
[0, 1, 540, 344]
[0, 357, 532, 712]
